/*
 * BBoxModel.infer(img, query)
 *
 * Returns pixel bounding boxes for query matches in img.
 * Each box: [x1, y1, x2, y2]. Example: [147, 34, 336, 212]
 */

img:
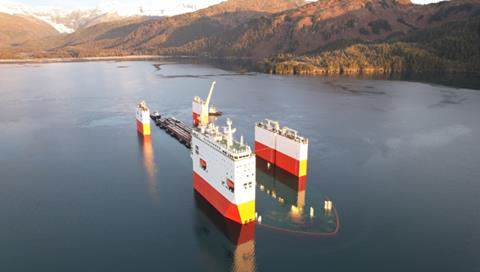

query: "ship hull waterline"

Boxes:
[193, 172, 255, 225]
[255, 141, 307, 178]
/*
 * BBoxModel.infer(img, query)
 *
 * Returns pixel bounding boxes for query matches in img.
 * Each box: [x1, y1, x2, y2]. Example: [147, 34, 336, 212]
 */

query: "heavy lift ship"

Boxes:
[191, 83, 256, 225]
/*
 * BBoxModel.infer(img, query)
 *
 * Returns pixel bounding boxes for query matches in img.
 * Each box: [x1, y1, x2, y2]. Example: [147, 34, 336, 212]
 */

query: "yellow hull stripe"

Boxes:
[299, 160, 307, 177]
[143, 124, 151, 135]
[238, 200, 256, 224]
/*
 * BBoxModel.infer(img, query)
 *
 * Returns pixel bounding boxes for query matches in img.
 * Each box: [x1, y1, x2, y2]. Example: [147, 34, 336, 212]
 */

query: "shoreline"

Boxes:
[0, 55, 254, 65]
[0, 55, 479, 90]
[0, 55, 171, 64]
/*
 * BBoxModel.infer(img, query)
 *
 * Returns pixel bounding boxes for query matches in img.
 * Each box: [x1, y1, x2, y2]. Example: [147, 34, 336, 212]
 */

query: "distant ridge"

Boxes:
[1, 0, 480, 75]
[0, 0, 213, 33]
[196, 0, 480, 59]
[14, 0, 305, 57]
[0, 13, 58, 47]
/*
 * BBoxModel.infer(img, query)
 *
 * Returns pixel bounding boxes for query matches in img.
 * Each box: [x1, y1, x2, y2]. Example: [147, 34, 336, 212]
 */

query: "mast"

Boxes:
[223, 118, 236, 148]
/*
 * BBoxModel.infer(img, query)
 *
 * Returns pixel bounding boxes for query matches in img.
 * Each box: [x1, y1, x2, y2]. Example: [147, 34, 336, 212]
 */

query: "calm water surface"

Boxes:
[0, 61, 479, 272]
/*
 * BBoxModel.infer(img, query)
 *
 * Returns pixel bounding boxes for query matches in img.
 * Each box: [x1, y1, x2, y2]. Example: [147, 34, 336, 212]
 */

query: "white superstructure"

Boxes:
[191, 119, 256, 224]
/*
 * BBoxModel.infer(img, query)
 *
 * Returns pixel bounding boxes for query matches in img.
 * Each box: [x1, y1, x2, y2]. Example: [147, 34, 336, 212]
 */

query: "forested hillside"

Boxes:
[259, 17, 480, 75]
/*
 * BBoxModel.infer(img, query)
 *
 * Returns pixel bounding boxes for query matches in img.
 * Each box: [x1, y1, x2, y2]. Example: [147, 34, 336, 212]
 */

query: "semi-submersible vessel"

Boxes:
[191, 82, 256, 225]
[142, 82, 310, 225]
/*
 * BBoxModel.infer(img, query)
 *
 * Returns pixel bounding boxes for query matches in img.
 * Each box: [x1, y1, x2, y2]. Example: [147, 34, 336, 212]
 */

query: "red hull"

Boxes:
[194, 192, 255, 245]
[255, 141, 306, 178]
[276, 149, 302, 177]
[254, 141, 275, 164]
[136, 119, 151, 136]
[193, 172, 243, 224]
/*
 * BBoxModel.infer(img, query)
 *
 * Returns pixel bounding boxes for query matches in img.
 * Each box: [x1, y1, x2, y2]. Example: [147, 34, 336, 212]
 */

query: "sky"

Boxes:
[14, 0, 449, 10]
[16, 0, 225, 10]
[412, 0, 447, 3]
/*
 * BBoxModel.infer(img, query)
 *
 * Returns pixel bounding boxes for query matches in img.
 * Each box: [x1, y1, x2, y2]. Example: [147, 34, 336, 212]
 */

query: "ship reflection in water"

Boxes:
[137, 135, 159, 203]
[256, 158, 339, 235]
[194, 193, 256, 272]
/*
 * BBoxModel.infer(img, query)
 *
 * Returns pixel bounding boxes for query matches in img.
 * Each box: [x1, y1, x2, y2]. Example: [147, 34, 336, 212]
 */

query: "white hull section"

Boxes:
[192, 130, 256, 205]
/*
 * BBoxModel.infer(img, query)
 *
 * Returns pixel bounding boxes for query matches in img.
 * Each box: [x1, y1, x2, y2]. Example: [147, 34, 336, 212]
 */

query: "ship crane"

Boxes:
[199, 81, 216, 126]
[205, 81, 216, 110]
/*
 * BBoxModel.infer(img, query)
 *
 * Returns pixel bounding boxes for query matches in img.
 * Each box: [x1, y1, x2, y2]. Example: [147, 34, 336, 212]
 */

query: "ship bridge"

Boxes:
[194, 119, 252, 161]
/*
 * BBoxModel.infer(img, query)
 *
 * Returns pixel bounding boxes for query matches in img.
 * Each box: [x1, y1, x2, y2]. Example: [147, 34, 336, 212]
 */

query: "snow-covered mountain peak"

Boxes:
[0, 0, 225, 33]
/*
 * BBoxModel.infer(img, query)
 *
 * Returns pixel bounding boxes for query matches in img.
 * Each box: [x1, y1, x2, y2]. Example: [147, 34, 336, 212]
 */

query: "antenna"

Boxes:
[224, 118, 236, 147]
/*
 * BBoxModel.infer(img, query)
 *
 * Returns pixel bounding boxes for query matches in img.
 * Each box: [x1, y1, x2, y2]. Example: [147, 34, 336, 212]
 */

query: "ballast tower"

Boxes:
[136, 101, 151, 136]
[255, 119, 308, 189]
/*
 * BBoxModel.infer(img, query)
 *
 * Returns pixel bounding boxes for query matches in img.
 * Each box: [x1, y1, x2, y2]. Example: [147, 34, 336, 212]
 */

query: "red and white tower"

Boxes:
[136, 101, 151, 136]
[255, 119, 308, 188]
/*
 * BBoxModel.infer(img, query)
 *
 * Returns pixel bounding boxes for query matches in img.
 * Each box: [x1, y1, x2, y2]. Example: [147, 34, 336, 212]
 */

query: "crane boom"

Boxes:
[205, 81, 216, 108]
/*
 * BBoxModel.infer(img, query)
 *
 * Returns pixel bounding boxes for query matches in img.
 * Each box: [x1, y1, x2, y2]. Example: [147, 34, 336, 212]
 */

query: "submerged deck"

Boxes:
[151, 113, 192, 148]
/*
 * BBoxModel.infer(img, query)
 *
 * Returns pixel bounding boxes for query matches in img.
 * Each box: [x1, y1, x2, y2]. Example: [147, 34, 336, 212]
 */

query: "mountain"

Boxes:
[139, 0, 479, 75]
[0, 0, 217, 33]
[50, 0, 477, 63]
[25, 16, 157, 58]
[32, 8, 124, 33]
[26, 0, 306, 57]
[117, 0, 306, 52]
[0, 13, 58, 47]
[1, 0, 480, 76]
[259, 15, 480, 75]
[187, 0, 480, 59]
[1, 0, 111, 33]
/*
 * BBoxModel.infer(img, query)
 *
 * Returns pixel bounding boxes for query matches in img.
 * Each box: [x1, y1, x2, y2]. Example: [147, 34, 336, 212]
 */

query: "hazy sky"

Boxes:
[16, 0, 449, 10]
[412, 0, 447, 3]
[16, 0, 223, 9]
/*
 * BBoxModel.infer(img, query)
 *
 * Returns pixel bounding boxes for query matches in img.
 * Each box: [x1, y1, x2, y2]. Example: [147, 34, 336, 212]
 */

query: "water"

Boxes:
[1, 61, 479, 272]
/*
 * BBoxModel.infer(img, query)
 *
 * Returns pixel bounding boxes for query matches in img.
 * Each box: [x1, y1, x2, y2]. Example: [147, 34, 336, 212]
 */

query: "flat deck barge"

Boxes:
[151, 113, 192, 148]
